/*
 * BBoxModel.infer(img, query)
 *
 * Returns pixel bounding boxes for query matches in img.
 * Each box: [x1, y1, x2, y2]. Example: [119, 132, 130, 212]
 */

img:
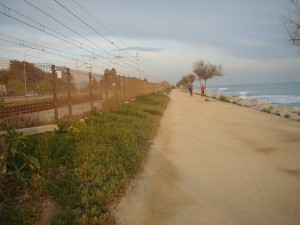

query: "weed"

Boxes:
[219, 95, 228, 102]
[262, 108, 271, 113]
[285, 114, 290, 118]
[165, 88, 172, 95]
[1, 92, 170, 225]
[3, 129, 40, 174]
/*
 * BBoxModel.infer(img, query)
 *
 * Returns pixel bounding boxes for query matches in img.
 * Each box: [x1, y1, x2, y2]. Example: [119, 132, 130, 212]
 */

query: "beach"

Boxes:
[115, 89, 300, 225]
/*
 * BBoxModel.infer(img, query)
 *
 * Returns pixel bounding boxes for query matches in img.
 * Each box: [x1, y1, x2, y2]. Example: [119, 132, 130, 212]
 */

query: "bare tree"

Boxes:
[186, 74, 196, 84]
[176, 74, 195, 90]
[193, 60, 223, 98]
[281, 0, 300, 49]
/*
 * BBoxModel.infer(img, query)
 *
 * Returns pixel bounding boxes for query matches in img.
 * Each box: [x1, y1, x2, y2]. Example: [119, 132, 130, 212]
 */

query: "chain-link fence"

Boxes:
[0, 59, 167, 131]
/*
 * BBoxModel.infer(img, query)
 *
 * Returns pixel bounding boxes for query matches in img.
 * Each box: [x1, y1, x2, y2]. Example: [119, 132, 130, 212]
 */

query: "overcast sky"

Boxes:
[0, 0, 299, 85]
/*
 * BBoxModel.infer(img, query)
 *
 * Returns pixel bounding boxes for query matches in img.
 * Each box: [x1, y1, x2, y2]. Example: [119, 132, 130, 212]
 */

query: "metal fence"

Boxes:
[0, 59, 167, 131]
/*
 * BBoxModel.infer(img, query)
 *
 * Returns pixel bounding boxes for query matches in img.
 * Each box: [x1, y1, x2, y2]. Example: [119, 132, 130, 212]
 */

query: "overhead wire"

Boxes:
[29, 1, 130, 68]
[71, 0, 133, 56]
[0, 2, 110, 60]
[0, 35, 100, 72]
[54, 0, 115, 46]
[53, 0, 137, 65]
[24, 0, 118, 59]
[0, 1, 159, 80]
[54, 0, 138, 71]
[0, 32, 85, 59]
[31, 0, 84, 29]
[139, 58, 160, 81]
[0, 3, 135, 74]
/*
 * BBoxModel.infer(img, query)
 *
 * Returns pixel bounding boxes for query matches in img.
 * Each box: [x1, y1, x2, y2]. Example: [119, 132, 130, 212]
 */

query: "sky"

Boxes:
[0, 0, 299, 86]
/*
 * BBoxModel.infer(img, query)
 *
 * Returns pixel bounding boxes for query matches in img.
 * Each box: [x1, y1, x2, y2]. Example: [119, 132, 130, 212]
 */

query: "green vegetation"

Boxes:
[0, 92, 170, 225]
[219, 95, 228, 102]
[262, 108, 271, 113]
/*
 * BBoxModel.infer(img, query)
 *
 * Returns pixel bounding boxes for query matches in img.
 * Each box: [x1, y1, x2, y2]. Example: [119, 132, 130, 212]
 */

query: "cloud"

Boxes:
[113, 46, 165, 52]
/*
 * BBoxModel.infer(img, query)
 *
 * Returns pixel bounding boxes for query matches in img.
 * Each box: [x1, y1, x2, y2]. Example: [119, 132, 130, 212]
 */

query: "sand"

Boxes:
[114, 89, 300, 225]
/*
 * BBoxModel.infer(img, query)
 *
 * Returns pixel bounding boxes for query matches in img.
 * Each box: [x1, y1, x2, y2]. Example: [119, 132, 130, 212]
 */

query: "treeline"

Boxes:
[0, 60, 100, 96]
[176, 59, 223, 89]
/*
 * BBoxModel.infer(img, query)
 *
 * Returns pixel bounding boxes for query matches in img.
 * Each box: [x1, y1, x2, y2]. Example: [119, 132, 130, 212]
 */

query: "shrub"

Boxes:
[219, 95, 228, 102]
[262, 108, 271, 113]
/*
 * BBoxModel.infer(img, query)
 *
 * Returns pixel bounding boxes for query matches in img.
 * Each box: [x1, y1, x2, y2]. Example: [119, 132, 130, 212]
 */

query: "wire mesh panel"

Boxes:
[0, 59, 53, 130]
[0, 59, 168, 131]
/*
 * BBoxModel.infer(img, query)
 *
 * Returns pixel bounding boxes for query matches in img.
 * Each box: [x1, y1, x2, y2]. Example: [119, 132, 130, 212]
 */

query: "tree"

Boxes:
[6, 80, 24, 96]
[186, 74, 196, 84]
[101, 68, 118, 91]
[104, 68, 117, 77]
[193, 60, 223, 98]
[175, 74, 195, 90]
[281, 0, 300, 50]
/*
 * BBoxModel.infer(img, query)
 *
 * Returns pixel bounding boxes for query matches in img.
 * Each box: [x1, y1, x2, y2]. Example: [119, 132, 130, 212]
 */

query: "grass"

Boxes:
[0, 92, 170, 225]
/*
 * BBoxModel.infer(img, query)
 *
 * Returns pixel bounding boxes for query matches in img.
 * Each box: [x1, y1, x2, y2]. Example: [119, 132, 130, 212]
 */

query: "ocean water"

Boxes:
[207, 82, 300, 107]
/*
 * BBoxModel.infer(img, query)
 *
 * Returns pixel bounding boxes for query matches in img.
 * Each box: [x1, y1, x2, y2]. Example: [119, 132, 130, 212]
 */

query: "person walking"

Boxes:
[201, 84, 206, 97]
[187, 83, 193, 96]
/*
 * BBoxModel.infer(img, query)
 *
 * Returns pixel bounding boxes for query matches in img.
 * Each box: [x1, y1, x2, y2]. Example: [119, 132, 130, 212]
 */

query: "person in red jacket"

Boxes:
[201, 84, 206, 96]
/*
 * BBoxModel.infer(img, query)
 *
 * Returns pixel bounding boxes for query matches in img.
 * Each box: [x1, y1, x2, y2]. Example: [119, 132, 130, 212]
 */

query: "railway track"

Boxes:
[0, 94, 103, 118]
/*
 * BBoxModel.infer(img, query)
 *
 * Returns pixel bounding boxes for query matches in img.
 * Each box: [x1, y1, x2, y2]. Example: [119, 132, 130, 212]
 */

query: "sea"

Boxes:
[207, 82, 300, 107]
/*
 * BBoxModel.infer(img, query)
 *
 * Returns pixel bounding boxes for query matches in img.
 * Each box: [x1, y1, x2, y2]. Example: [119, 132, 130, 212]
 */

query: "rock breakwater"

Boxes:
[207, 92, 300, 121]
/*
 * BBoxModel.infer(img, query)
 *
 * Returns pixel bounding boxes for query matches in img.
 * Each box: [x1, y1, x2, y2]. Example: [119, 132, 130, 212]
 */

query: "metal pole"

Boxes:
[87, 67, 94, 109]
[66, 68, 72, 118]
[51, 65, 58, 122]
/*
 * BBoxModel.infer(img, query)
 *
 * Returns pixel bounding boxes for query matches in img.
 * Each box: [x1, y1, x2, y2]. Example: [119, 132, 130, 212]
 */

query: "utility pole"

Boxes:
[136, 52, 140, 79]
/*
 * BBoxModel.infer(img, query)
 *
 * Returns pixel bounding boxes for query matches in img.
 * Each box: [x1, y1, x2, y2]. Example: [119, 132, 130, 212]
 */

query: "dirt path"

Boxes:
[115, 89, 300, 225]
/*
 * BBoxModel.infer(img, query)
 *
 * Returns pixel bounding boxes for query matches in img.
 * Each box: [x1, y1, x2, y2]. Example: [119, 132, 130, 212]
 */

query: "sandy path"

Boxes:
[115, 89, 300, 225]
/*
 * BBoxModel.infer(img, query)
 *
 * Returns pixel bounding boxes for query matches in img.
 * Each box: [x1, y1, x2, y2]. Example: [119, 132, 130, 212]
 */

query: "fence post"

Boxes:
[89, 71, 94, 109]
[51, 65, 58, 122]
[66, 68, 72, 118]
